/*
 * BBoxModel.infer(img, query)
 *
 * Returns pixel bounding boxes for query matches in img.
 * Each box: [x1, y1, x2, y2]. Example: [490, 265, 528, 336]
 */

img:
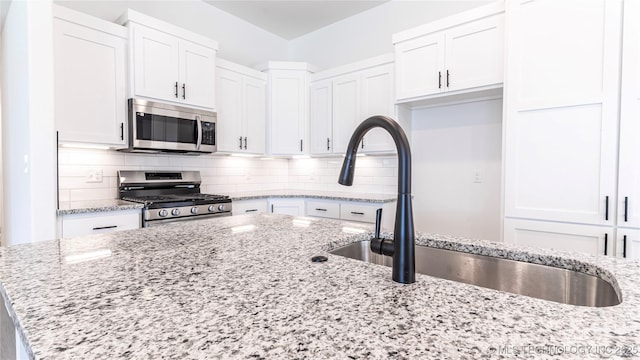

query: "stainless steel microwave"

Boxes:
[123, 98, 216, 154]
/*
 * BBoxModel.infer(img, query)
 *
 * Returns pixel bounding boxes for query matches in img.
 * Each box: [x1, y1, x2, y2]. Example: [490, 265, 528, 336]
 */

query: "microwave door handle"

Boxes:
[195, 115, 202, 151]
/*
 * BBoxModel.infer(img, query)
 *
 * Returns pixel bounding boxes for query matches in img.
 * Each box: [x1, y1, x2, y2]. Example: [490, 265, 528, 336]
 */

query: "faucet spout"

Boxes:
[338, 116, 415, 284]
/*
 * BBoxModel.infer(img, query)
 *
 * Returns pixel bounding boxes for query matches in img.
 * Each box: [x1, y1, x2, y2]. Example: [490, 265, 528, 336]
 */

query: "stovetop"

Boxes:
[122, 193, 231, 208]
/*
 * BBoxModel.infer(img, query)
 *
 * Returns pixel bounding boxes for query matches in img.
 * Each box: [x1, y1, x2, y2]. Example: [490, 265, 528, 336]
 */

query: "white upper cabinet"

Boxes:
[216, 59, 266, 154]
[120, 10, 218, 109]
[309, 55, 395, 156]
[243, 76, 267, 154]
[217, 67, 243, 152]
[131, 24, 179, 102]
[394, 2, 504, 103]
[332, 73, 361, 155]
[395, 33, 445, 100]
[263, 63, 312, 156]
[53, 6, 128, 147]
[360, 64, 395, 152]
[309, 79, 333, 155]
[444, 15, 504, 92]
[617, 0, 640, 229]
[178, 40, 217, 109]
[503, 0, 622, 227]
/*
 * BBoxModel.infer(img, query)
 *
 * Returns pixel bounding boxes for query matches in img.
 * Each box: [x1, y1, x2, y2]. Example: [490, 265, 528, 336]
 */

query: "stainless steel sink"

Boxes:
[330, 240, 620, 307]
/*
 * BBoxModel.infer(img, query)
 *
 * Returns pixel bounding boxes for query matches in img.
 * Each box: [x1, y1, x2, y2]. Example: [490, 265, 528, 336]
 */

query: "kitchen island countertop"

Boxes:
[1, 213, 639, 359]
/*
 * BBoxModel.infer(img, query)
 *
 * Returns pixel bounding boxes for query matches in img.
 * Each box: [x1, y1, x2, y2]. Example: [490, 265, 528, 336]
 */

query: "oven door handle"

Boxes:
[195, 115, 202, 151]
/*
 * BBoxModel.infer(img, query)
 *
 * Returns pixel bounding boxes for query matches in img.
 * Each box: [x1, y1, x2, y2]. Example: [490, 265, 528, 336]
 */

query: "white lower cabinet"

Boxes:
[616, 228, 640, 260]
[306, 200, 340, 219]
[340, 202, 380, 223]
[306, 199, 396, 232]
[268, 198, 306, 216]
[232, 199, 268, 215]
[60, 210, 141, 239]
[503, 218, 613, 257]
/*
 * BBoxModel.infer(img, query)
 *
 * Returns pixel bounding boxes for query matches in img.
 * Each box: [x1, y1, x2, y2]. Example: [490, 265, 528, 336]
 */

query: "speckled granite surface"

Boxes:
[1, 214, 639, 359]
[57, 200, 144, 215]
[229, 189, 396, 203]
[57, 191, 394, 216]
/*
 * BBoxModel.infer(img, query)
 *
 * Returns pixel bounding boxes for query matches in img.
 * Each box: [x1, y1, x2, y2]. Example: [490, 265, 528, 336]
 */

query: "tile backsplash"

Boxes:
[57, 148, 397, 203]
[288, 156, 398, 194]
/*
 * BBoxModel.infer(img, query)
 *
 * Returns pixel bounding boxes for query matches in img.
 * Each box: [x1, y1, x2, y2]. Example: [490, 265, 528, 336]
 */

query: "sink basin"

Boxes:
[330, 240, 620, 307]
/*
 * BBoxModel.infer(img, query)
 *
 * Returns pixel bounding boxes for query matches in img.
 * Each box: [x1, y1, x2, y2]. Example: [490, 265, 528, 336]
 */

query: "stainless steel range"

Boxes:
[118, 170, 232, 227]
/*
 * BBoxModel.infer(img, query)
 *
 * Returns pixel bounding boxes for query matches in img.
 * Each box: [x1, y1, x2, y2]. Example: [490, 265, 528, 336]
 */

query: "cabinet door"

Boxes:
[243, 76, 266, 154]
[616, 229, 640, 260]
[617, 0, 640, 227]
[309, 79, 333, 155]
[232, 199, 268, 215]
[332, 73, 361, 155]
[61, 211, 141, 238]
[269, 70, 307, 155]
[445, 13, 504, 92]
[306, 200, 340, 219]
[504, 218, 613, 257]
[268, 199, 305, 216]
[179, 39, 216, 109]
[503, 0, 621, 225]
[395, 32, 445, 101]
[340, 202, 380, 223]
[54, 19, 127, 146]
[360, 64, 395, 153]
[132, 24, 180, 102]
[216, 68, 243, 152]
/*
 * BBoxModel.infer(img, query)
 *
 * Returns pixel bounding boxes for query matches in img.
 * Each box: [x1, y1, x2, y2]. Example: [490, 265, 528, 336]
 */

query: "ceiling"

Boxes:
[204, 0, 389, 40]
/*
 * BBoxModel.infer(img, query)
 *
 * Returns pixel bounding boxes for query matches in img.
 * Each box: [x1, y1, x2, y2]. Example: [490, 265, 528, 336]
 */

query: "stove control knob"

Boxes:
[208, 205, 216, 212]
[191, 207, 198, 215]
[158, 209, 168, 217]
[171, 208, 181, 216]
[218, 205, 226, 211]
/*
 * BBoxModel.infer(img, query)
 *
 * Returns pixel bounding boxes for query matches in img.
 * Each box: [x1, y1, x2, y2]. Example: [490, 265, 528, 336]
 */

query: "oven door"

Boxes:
[129, 99, 216, 153]
[143, 212, 231, 227]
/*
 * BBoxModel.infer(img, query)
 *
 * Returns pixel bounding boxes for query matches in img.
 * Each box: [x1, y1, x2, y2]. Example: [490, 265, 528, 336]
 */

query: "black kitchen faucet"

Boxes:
[338, 116, 416, 284]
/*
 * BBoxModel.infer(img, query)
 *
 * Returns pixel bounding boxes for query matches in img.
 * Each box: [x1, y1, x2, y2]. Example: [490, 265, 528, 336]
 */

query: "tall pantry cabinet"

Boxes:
[616, 0, 640, 259]
[503, 0, 640, 259]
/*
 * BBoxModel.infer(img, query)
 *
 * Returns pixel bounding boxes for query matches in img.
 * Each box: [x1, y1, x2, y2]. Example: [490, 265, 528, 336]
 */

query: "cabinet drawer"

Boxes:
[62, 211, 141, 238]
[340, 203, 381, 223]
[232, 199, 268, 215]
[306, 201, 340, 219]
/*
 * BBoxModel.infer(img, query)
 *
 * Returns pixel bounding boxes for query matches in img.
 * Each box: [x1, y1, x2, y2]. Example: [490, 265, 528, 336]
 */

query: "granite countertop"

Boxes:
[57, 199, 144, 215]
[1, 214, 639, 359]
[57, 191, 395, 216]
[228, 189, 396, 203]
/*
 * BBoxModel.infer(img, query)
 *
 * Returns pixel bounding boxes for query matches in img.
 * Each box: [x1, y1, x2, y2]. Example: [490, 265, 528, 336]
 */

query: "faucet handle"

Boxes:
[371, 207, 394, 256]
[374, 208, 382, 239]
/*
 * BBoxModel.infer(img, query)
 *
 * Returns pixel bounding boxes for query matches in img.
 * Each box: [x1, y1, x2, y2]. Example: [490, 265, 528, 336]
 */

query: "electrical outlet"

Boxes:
[87, 169, 103, 183]
[473, 170, 483, 183]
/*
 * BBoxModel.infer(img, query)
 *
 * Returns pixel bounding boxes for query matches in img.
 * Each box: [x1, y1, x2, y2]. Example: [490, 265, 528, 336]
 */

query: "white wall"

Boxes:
[1, 0, 57, 245]
[55, 0, 289, 67]
[411, 99, 502, 241]
[288, 0, 491, 69]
